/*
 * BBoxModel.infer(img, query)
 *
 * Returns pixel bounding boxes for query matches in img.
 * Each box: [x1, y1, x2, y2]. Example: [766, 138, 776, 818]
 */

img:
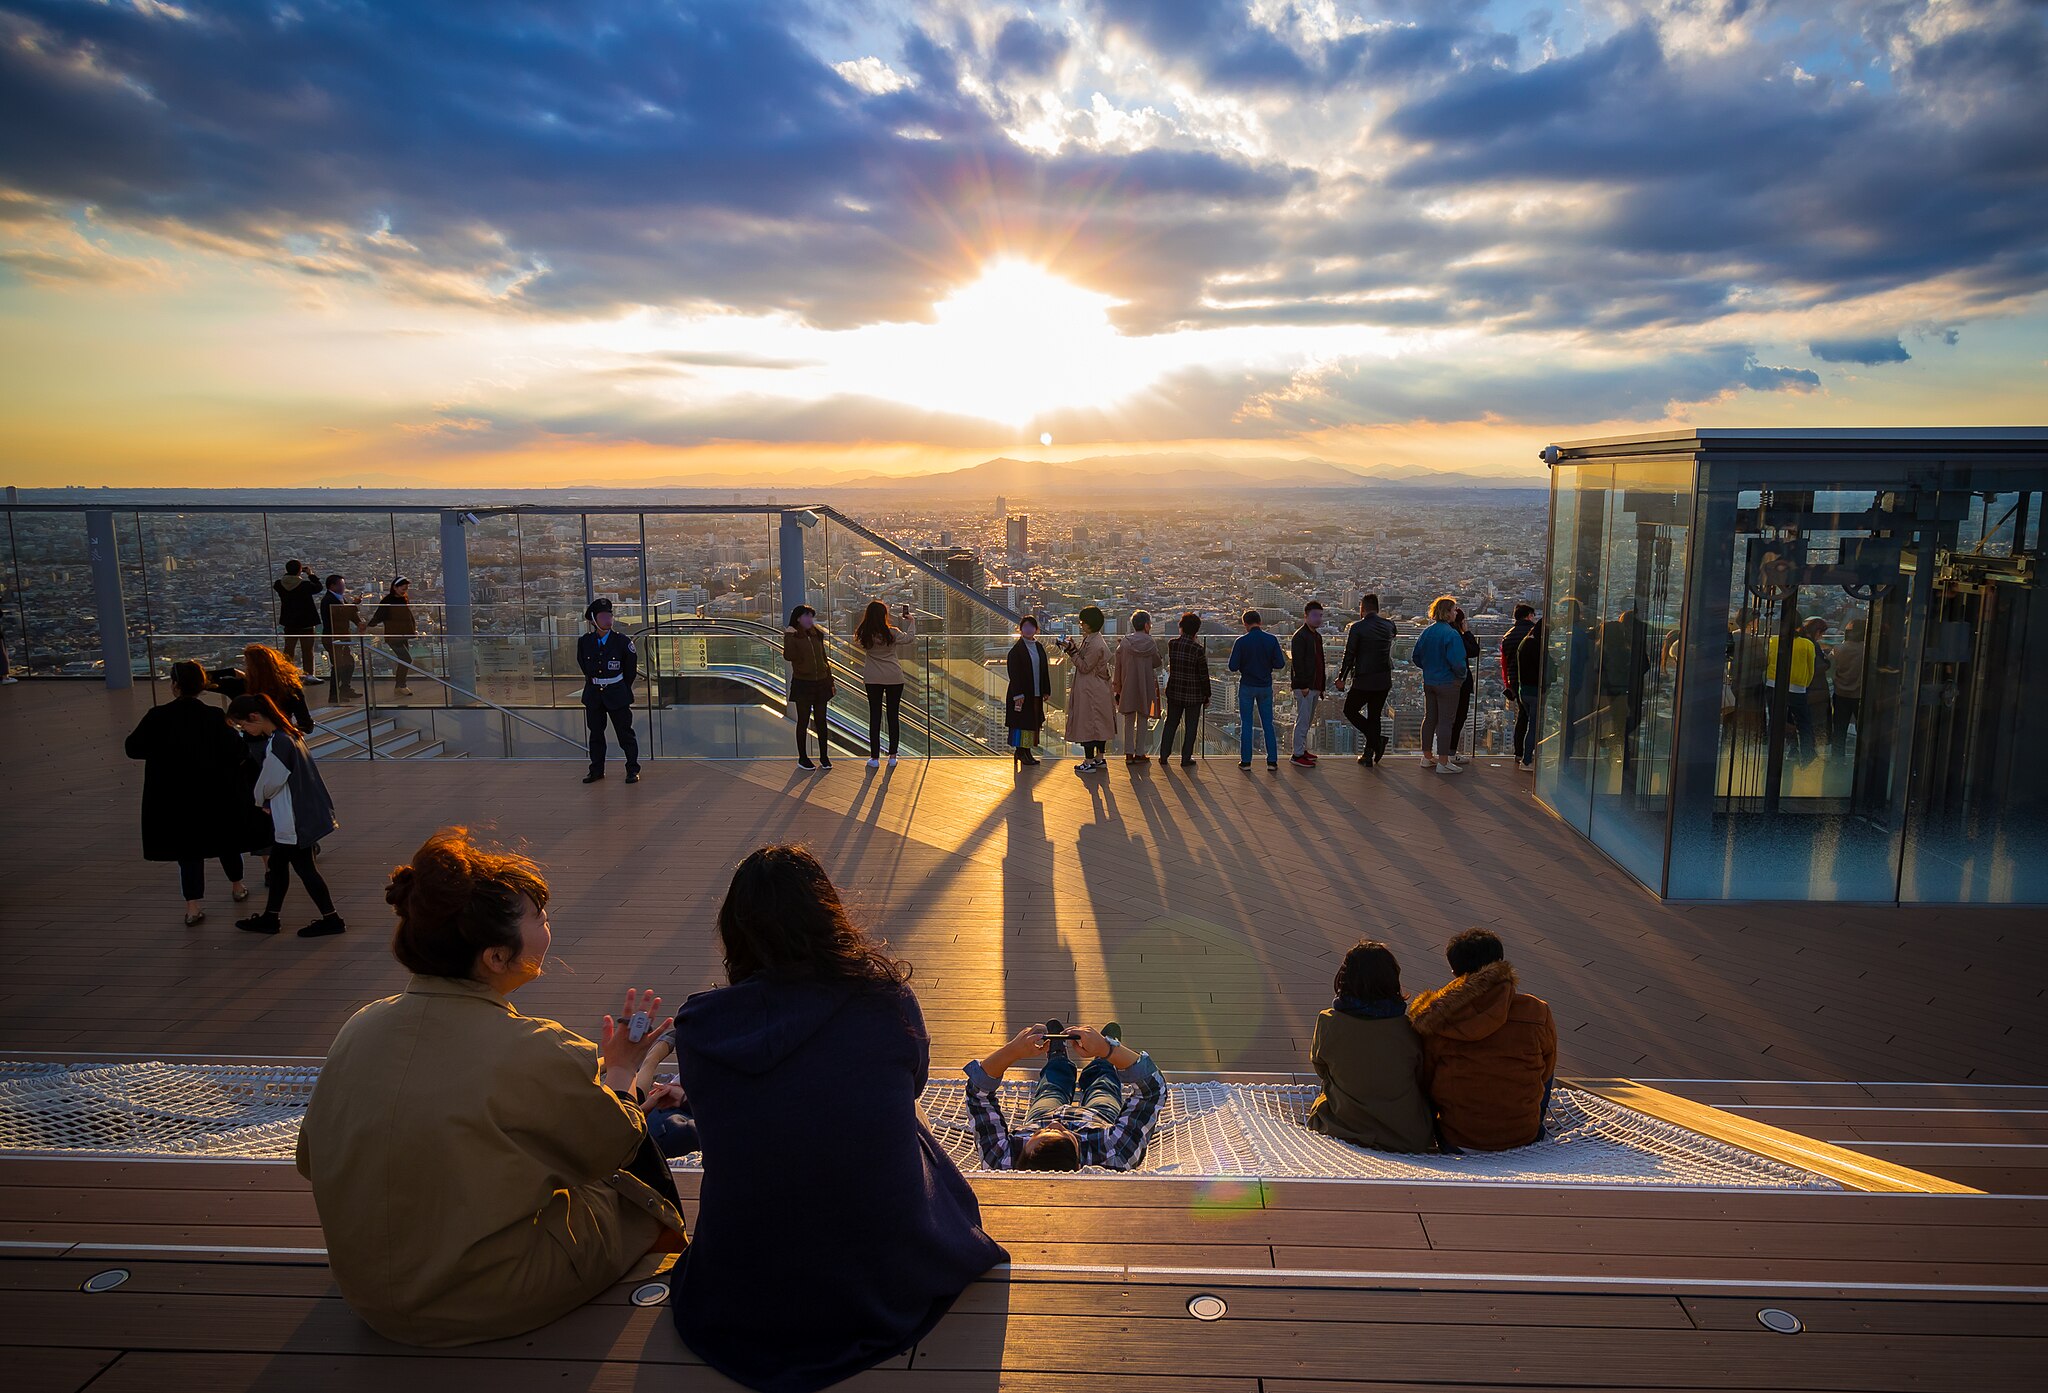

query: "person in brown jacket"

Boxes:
[1111, 609, 1165, 764]
[1308, 940, 1435, 1153]
[1407, 928, 1557, 1151]
[783, 603, 835, 770]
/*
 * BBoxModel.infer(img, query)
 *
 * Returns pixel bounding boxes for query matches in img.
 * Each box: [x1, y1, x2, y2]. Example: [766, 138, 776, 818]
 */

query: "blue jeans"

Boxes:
[1238, 686, 1277, 764]
[1025, 1052, 1125, 1129]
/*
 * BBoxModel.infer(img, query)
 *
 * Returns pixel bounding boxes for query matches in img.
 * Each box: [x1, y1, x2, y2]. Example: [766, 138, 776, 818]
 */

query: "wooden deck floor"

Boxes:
[3, 681, 2047, 1389]
[6, 1156, 2046, 1393]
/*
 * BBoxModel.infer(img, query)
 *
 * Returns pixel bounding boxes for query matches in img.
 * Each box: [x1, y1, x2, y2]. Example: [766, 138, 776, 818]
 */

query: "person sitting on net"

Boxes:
[964, 1020, 1165, 1171]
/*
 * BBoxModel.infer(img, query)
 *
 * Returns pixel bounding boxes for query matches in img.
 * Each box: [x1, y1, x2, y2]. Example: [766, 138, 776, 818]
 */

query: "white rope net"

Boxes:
[0, 1061, 1838, 1189]
[915, 1078, 1840, 1188]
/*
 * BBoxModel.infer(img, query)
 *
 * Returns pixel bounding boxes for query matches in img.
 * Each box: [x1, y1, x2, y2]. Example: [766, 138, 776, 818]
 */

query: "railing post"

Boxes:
[777, 512, 809, 621]
[84, 509, 132, 690]
[439, 511, 476, 696]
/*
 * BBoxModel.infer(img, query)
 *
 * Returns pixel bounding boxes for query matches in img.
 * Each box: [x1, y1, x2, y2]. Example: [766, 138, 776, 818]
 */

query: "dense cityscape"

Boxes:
[2, 488, 1546, 755]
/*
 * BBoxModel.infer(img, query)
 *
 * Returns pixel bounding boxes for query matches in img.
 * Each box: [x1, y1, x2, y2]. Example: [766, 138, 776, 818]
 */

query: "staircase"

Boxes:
[305, 705, 464, 761]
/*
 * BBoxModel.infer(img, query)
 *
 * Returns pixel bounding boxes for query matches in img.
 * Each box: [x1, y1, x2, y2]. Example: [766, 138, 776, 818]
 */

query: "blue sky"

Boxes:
[0, 0, 2042, 484]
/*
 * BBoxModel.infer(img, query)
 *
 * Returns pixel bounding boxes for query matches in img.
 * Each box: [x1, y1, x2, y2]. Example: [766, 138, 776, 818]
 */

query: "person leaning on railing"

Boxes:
[295, 828, 685, 1347]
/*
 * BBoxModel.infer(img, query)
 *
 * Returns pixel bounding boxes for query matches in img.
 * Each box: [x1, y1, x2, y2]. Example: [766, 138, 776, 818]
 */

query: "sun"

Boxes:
[834, 260, 1150, 426]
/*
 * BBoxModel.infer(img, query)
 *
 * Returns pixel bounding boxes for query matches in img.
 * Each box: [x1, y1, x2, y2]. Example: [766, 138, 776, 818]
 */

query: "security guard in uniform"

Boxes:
[579, 597, 641, 784]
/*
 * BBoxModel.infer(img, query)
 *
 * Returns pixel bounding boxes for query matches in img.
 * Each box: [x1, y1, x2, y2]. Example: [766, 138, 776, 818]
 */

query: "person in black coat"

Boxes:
[664, 846, 1005, 1393]
[125, 660, 253, 926]
[577, 597, 640, 784]
[1004, 613, 1052, 770]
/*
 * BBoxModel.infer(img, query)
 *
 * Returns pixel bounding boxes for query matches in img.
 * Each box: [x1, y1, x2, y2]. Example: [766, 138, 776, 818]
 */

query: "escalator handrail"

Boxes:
[631, 616, 994, 755]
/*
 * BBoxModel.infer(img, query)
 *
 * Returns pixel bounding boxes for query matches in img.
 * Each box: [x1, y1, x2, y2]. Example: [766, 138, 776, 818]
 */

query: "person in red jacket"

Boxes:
[1407, 928, 1557, 1151]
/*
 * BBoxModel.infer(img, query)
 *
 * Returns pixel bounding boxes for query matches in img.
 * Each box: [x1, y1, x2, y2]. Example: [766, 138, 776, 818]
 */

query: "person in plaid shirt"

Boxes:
[1158, 611, 1212, 768]
[963, 1020, 1166, 1171]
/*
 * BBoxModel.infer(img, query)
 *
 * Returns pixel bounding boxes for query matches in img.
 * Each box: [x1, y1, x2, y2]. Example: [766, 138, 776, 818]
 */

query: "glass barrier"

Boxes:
[5, 505, 1516, 765]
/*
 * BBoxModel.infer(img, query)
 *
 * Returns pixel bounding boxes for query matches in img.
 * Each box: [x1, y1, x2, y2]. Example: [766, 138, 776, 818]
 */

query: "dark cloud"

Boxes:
[0, 0, 2037, 365]
[1247, 347, 1821, 431]
[0, 0, 1304, 326]
[991, 15, 1070, 78]
[1809, 336, 1911, 364]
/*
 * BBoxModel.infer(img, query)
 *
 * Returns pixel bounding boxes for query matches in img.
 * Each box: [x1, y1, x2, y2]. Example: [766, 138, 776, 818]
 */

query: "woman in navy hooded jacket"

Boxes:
[666, 845, 1005, 1392]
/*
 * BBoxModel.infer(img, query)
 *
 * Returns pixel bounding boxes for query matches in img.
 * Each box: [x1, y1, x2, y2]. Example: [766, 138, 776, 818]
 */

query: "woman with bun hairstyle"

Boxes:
[667, 845, 1004, 1392]
[296, 828, 685, 1347]
[226, 692, 342, 937]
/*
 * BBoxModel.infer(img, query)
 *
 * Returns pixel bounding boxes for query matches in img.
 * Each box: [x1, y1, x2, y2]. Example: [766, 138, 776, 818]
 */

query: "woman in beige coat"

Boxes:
[1063, 605, 1116, 774]
[1112, 610, 1166, 764]
[296, 829, 684, 1347]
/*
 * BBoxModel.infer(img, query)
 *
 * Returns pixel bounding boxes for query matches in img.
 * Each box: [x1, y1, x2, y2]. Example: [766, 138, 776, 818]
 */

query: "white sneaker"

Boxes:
[866, 757, 880, 769]
[1435, 760, 1464, 775]
[1449, 754, 1470, 767]
[887, 755, 899, 767]
[0, 676, 16, 685]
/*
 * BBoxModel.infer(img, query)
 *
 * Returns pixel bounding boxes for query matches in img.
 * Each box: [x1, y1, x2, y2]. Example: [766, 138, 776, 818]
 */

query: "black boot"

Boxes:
[236, 912, 281, 936]
[297, 914, 346, 938]
[1043, 1018, 1068, 1059]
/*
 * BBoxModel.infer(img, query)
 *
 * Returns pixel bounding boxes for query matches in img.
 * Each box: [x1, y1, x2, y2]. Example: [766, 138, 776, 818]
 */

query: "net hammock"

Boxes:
[0, 1060, 1837, 1189]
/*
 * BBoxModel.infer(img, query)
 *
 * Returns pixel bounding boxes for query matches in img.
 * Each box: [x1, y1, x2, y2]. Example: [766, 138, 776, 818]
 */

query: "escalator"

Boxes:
[633, 616, 996, 758]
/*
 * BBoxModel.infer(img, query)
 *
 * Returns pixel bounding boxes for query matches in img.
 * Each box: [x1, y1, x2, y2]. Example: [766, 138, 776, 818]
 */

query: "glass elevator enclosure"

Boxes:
[1533, 429, 2047, 904]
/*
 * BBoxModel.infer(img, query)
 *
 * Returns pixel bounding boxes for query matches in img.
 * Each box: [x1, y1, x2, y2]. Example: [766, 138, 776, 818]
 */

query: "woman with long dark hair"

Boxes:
[296, 828, 683, 1346]
[1447, 606, 1482, 761]
[854, 599, 915, 768]
[1306, 939, 1435, 1152]
[125, 659, 252, 925]
[226, 692, 343, 937]
[667, 845, 1005, 1392]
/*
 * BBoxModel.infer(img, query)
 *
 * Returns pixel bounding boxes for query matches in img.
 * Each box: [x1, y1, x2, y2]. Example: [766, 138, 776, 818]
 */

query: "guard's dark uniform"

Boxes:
[578, 609, 640, 781]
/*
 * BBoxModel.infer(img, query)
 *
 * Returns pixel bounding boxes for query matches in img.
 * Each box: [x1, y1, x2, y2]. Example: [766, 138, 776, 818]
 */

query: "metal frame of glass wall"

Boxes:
[1531, 428, 2048, 906]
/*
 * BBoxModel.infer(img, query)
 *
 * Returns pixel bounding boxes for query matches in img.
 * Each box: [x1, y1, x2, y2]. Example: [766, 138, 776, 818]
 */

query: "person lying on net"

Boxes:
[964, 1020, 1165, 1171]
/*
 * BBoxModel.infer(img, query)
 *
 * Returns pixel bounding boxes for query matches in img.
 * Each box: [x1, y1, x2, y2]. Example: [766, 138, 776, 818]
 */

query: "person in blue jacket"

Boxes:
[666, 845, 1005, 1393]
[1227, 609, 1287, 771]
[1410, 595, 1471, 775]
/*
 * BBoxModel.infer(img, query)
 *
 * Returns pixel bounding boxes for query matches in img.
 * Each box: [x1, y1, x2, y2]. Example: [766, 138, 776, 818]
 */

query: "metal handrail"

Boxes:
[370, 645, 587, 753]
[633, 615, 992, 756]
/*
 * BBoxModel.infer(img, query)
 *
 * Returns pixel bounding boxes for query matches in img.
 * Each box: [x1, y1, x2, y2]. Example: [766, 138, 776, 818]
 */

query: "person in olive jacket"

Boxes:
[1308, 940, 1436, 1153]
[1408, 928, 1557, 1151]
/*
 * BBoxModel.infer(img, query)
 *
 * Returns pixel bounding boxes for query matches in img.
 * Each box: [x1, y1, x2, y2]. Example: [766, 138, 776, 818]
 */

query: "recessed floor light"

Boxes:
[1757, 1307, 1803, 1333]
[81, 1269, 129, 1293]
[631, 1282, 669, 1307]
[1187, 1293, 1227, 1321]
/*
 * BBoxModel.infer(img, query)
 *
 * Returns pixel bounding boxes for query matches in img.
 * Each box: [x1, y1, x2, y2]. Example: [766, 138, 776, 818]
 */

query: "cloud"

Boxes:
[1810, 335, 1911, 364]
[0, 0, 1306, 327]
[991, 15, 1070, 79]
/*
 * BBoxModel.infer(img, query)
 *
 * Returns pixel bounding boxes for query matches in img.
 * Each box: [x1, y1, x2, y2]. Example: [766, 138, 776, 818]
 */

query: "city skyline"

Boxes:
[3, 1, 2044, 488]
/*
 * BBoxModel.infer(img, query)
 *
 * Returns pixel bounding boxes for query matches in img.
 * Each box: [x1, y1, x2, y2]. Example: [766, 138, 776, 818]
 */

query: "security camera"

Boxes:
[794, 509, 821, 529]
[463, 512, 480, 526]
[1538, 445, 1561, 466]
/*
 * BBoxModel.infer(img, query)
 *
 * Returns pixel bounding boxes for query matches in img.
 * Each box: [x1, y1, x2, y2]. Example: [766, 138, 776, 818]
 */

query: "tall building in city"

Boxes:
[1006, 514, 1030, 556]
[916, 546, 985, 636]
[994, 496, 1008, 519]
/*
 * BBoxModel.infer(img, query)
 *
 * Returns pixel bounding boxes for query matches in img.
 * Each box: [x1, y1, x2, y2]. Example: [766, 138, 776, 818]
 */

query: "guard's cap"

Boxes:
[586, 597, 614, 620]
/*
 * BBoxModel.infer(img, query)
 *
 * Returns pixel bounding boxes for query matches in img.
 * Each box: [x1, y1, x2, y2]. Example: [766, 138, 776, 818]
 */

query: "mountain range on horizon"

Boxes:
[296, 452, 1538, 494]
